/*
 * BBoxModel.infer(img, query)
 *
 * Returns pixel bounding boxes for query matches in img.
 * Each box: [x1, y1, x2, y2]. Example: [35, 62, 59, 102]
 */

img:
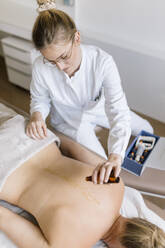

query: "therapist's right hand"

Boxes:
[26, 111, 48, 140]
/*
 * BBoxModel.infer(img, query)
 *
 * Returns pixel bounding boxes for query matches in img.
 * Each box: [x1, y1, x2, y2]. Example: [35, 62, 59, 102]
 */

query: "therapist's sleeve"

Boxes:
[30, 65, 51, 121]
[102, 57, 131, 159]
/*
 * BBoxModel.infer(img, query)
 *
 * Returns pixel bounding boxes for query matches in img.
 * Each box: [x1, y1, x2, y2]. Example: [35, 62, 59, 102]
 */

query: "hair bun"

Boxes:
[37, 0, 56, 13]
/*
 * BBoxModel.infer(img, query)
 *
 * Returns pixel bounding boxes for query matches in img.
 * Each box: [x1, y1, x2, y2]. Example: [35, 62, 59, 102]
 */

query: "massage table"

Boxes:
[0, 98, 108, 248]
[0, 98, 165, 248]
[2, 99, 165, 199]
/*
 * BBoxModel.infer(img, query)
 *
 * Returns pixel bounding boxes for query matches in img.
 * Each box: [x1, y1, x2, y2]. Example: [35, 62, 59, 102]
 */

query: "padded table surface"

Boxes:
[121, 167, 165, 197]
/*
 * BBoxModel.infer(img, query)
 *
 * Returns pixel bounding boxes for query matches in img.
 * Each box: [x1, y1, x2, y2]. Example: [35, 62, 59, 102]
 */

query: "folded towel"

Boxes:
[0, 113, 60, 192]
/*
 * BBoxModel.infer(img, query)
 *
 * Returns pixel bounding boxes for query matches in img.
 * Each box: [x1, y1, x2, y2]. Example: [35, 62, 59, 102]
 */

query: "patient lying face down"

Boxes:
[0, 107, 165, 248]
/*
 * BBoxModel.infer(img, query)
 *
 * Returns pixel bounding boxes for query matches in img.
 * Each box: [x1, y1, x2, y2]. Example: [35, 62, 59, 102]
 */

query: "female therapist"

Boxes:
[26, 0, 153, 183]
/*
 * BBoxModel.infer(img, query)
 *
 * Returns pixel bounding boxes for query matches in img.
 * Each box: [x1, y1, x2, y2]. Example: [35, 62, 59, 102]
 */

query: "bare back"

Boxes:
[0, 143, 124, 247]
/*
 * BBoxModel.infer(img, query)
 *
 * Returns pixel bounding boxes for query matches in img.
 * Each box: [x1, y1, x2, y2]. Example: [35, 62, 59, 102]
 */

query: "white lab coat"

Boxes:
[30, 44, 131, 159]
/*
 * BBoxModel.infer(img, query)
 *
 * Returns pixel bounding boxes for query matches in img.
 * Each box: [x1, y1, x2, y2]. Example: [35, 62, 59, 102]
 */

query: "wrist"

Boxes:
[108, 153, 122, 164]
[31, 111, 43, 121]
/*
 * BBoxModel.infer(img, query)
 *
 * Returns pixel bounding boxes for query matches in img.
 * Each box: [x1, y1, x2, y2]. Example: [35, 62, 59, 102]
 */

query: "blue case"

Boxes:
[122, 130, 159, 176]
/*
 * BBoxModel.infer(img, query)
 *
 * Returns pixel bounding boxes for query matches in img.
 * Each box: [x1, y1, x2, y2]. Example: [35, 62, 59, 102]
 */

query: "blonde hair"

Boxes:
[120, 218, 165, 248]
[32, 0, 77, 50]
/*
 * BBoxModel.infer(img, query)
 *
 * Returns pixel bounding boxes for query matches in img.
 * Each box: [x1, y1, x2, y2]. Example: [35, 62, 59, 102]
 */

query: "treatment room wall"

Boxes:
[76, 0, 165, 58]
[76, 0, 165, 123]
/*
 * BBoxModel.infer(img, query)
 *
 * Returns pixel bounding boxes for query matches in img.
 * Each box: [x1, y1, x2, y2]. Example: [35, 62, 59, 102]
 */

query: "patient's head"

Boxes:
[119, 217, 165, 248]
[103, 216, 165, 248]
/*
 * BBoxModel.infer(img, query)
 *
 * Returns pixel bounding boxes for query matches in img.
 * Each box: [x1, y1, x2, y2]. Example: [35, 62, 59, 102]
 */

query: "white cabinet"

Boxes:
[1, 36, 40, 90]
[0, 1, 75, 90]
[6, 68, 32, 91]
[0, 0, 75, 40]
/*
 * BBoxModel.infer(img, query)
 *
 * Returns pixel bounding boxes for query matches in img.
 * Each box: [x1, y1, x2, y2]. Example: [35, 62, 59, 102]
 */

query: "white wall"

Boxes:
[76, 0, 165, 59]
[83, 37, 165, 123]
[77, 0, 165, 123]
[13, 0, 64, 8]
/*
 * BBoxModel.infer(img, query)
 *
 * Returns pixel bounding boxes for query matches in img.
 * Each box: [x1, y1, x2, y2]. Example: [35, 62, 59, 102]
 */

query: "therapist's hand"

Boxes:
[92, 153, 122, 184]
[26, 112, 48, 140]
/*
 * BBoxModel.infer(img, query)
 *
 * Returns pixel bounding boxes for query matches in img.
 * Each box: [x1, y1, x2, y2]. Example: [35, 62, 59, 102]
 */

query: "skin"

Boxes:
[102, 215, 127, 248]
[55, 132, 128, 248]
[26, 31, 122, 184]
[52, 132, 165, 248]
[0, 140, 124, 248]
[40, 32, 82, 78]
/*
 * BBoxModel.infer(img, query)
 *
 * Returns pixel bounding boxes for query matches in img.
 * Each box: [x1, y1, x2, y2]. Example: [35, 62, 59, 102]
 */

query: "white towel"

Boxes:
[0, 107, 60, 192]
[120, 186, 165, 232]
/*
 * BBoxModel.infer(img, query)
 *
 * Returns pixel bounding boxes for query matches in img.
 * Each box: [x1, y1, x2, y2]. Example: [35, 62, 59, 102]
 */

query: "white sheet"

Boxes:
[0, 114, 60, 192]
[121, 186, 165, 232]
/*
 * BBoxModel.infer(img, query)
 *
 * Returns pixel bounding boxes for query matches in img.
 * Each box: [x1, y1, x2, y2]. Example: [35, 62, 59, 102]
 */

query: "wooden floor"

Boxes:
[0, 56, 165, 208]
[0, 56, 30, 113]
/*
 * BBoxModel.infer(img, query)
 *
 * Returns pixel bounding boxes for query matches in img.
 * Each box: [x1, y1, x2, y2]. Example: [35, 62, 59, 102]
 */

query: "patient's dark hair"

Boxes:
[119, 218, 165, 248]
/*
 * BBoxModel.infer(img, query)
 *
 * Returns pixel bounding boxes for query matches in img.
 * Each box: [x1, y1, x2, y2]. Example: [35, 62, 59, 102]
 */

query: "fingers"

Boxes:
[104, 163, 113, 182]
[91, 160, 121, 185]
[92, 162, 113, 184]
[35, 121, 47, 139]
[26, 121, 47, 140]
[29, 128, 39, 140]
[99, 162, 113, 184]
[92, 165, 100, 184]
[42, 122, 48, 137]
[114, 165, 121, 178]
[26, 126, 36, 140]
[99, 166, 106, 184]
[32, 122, 43, 139]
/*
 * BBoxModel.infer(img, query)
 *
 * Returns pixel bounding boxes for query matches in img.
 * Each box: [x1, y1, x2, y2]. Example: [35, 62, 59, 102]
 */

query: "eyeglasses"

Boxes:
[43, 40, 74, 66]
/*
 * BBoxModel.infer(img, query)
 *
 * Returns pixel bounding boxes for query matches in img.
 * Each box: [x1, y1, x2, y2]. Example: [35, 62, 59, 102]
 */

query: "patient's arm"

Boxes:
[0, 206, 49, 248]
[0, 205, 92, 248]
[56, 131, 106, 166]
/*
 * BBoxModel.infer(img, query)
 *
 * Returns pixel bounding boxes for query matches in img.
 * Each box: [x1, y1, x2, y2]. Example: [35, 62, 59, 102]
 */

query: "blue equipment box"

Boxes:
[122, 130, 160, 176]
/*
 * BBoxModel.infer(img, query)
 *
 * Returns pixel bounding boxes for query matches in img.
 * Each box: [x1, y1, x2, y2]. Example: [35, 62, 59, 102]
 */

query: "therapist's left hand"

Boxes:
[92, 153, 122, 184]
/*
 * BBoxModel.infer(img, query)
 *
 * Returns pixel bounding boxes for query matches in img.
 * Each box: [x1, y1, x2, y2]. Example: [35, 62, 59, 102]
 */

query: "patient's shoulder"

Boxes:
[42, 205, 93, 247]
